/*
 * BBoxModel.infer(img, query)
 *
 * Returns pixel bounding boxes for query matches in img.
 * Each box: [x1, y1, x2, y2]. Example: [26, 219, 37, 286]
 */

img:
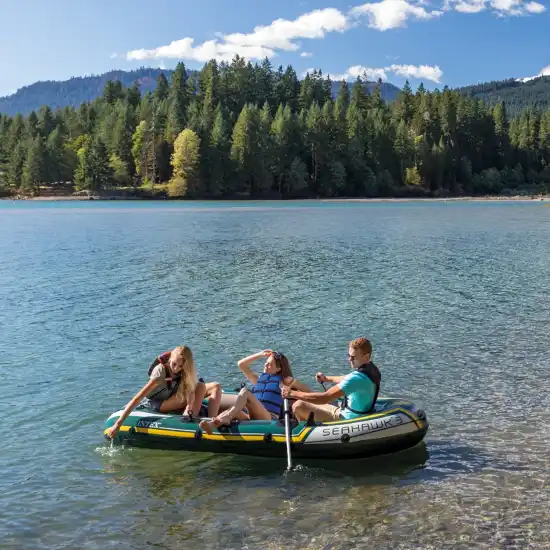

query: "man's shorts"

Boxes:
[308, 403, 343, 421]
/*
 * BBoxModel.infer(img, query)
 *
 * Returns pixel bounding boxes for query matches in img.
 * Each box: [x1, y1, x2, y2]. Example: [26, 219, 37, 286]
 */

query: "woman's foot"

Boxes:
[199, 417, 222, 435]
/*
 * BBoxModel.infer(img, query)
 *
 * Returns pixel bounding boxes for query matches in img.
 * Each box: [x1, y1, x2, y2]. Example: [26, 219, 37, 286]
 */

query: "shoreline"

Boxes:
[3, 194, 550, 203]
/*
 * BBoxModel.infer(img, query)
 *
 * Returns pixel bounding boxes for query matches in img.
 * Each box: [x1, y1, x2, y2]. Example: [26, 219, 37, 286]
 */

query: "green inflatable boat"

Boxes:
[104, 394, 429, 459]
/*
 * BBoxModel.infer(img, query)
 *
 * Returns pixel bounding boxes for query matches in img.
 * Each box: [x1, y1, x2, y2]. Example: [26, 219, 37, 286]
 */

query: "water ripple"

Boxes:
[1, 201, 549, 549]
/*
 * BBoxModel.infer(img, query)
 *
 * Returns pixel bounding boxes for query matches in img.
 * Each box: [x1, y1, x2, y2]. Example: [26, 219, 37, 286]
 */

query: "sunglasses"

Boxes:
[272, 351, 282, 360]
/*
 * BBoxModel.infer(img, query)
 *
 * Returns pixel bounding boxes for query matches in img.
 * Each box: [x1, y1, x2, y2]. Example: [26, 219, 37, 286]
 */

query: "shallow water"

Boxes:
[1, 200, 549, 549]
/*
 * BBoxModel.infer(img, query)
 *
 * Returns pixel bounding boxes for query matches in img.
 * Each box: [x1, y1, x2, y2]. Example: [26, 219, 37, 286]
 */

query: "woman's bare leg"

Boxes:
[200, 388, 271, 434]
[190, 381, 207, 416]
[159, 382, 207, 416]
[158, 393, 186, 413]
[204, 382, 222, 417]
[212, 392, 249, 420]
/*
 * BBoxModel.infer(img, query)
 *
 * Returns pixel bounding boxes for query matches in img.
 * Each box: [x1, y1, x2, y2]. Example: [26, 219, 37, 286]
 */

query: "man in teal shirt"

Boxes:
[282, 337, 381, 422]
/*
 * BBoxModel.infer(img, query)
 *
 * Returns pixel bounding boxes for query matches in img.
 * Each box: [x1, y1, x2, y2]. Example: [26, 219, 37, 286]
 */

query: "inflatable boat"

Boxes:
[103, 394, 429, 459]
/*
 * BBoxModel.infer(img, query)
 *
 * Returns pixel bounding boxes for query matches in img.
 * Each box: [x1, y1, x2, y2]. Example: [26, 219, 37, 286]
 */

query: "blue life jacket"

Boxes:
[252, 373, 284, 417]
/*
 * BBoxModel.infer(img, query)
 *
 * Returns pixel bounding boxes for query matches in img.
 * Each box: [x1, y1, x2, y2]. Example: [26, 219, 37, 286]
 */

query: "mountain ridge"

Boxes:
[0, 67, 402, 116]
[3, 67, 550, 118]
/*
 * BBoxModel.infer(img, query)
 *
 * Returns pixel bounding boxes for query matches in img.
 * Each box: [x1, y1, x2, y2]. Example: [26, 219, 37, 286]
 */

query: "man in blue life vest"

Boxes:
[281, 337, 381, 422]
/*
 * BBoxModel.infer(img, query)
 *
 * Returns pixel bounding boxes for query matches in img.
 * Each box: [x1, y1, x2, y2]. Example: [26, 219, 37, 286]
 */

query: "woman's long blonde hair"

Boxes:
[170, 346, 197, 398]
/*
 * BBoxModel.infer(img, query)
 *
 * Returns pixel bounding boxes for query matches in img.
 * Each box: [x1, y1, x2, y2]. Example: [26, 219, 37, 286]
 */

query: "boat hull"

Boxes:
[103, 396, 429, 460]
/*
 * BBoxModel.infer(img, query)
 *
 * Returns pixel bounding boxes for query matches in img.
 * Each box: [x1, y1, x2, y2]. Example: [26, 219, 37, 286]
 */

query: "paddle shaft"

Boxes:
[283, 397, 293, 470]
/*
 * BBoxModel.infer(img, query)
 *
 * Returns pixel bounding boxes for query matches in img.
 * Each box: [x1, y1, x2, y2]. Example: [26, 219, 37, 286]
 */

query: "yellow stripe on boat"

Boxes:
[104, 424, 315, 443]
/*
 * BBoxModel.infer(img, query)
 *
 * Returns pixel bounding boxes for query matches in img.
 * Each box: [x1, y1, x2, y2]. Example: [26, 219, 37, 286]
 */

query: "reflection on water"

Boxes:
[1, 201, 550, 549]
[93, 443, 431, 550]
[92, 437, 549, 549]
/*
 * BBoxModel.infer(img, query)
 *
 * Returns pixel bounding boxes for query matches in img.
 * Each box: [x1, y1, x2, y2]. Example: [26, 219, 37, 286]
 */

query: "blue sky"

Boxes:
[1, 0, 549, 97]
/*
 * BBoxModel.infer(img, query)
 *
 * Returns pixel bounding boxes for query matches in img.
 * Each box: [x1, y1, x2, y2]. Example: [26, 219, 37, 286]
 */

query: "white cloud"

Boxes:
[390, 63, 443, 82]
[126, 8, 347, 63]
[445, 0, 546, 14]
[123, 0, 545, 65]
[322, 62, 443, 83]
[351, 0, 443, 31]
[223, 8, 348, 50]
[490, 0, 523, 13]
[518, 64, 550, 82]
[127, 37, 276, 63]
[525, 1, 546, 12]
[452, 0, 486, 12]
[301, 52, 313, 57]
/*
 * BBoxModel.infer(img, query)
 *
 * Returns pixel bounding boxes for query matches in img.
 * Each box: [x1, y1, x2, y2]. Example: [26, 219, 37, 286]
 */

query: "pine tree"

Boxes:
[74, 138, 112, 192]
[7, 141, 26, 189]
[333, 81, 349, 162]
[126, 82, 142, 109]
[22, 137, 47, 194]
[113, 102, 135, 175]
[256, 102, 274, 196]
[394, 80, 414, 124]
[271, 105, 294, 195]
[166, 62, 191, 140]
[230, 103, 260, 196]
[103, 80, 123, 105]
[207, 105, 231, 197]
[493, 102, 509, 169]
[46, 125, 74, 182]
[155, 73, 169, 102]
[538, 109, 550, 165]
[27, 111, 39, 138]
[394, 119, 413, 183]
[38, 106, 55, 138]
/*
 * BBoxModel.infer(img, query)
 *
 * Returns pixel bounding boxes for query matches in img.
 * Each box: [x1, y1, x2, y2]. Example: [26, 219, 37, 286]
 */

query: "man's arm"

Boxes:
[282, 384, 344, 405]
[316, 372, 347, 385]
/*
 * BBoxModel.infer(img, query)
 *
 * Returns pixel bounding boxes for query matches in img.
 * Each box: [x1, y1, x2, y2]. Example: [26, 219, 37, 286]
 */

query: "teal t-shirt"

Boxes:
[338, 370, 376, 420]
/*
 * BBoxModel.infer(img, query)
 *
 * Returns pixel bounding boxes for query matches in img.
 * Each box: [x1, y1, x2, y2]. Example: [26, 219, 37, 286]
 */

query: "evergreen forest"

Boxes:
[1, 57, 549, 199]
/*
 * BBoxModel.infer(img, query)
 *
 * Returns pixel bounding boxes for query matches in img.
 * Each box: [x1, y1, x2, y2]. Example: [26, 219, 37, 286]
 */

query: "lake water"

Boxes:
[1, 200, 549, 549]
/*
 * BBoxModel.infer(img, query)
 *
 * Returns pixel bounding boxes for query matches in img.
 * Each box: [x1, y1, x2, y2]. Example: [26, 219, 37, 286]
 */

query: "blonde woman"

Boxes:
[107, 346, 216, 439]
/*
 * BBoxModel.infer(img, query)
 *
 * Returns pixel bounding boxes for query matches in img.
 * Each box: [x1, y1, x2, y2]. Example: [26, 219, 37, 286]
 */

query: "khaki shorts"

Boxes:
[308, 403, 343, 421]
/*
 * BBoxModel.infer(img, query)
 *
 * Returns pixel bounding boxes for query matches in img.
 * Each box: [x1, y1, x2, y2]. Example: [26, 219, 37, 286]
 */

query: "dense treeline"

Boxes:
[0, 56, 549, 199]
[0, 67, 401, 117]
[460, 76, 550, 117]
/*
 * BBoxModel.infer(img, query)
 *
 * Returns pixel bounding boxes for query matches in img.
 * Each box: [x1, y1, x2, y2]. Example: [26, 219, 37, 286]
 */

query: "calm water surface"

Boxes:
[1, 200, 549, 549]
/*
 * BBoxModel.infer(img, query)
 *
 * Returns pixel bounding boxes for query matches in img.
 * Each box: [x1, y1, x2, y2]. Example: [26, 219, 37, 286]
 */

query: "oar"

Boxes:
[280, 382, 293, 471]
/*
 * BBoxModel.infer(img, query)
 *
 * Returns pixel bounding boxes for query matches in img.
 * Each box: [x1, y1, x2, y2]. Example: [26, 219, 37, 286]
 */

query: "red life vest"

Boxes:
[148, 350, 180, 390]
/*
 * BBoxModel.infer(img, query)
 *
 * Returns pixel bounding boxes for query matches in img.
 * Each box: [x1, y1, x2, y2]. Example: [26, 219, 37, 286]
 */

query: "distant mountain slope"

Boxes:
[458, 76, 550, 115]
[0, 68, 167, 116]
[0, 67, 402, 116]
